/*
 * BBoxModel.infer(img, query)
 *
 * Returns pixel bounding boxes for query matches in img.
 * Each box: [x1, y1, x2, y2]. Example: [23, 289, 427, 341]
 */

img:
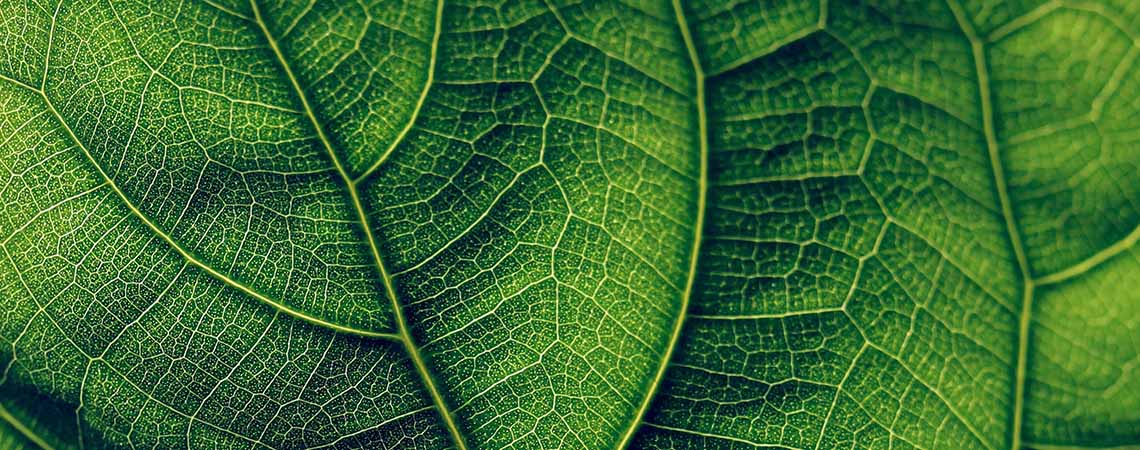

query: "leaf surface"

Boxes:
[0, 0, 1137, 449]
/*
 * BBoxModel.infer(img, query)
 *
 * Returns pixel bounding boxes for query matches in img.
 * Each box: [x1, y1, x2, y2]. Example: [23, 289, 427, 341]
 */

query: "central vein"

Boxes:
[947, 1, 1035, 449]
[248, 2, 467, 449]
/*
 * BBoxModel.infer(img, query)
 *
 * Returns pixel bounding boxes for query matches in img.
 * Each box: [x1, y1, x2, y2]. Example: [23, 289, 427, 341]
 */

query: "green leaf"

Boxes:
[0, 421, 37, 450]
[0, 0, 1136, 449]
[0, 385, 78, 450]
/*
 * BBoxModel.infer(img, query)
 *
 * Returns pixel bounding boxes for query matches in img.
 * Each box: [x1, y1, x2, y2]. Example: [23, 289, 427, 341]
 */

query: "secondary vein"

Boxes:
[248, 2, 467, 449]
[354, 0, 443, 184]
[1035, 222, 1140, 286]
[0, 72, 400, 343]
[615, 1, 708, 448]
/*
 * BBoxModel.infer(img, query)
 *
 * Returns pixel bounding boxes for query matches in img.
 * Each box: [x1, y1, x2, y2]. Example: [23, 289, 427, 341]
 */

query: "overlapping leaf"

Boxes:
[1, 0, 1137, 449]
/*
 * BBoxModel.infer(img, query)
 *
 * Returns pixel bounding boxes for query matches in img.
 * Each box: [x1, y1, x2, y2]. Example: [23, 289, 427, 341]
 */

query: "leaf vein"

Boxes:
[247, 2, 468, 449]
[615, 1, 707, 449]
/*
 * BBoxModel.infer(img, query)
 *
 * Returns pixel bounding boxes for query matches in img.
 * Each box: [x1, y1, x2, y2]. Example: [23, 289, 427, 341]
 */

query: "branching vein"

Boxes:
[248, 1, 467, 449]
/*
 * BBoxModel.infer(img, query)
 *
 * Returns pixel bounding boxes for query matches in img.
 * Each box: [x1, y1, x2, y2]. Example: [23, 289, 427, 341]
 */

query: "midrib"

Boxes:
[247, 2, 467, 449]
[947, 1, 1035, 449]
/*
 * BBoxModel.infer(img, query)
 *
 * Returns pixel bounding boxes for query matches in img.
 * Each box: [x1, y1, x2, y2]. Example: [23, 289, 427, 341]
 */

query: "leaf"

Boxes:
[0, 421, 36, 450]
[0, 0, 1136, 450]
[0, 385, 78, 450]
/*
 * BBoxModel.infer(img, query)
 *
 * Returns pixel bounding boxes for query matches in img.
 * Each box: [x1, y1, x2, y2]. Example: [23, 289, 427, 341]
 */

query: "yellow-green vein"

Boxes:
[1035, 223, 1140, 286]
[0, 72, 402, 343]
[248, 2, 468, 449]
[0, 403, 53, 450]
[354, 0, 444, 184]
[947, 2, 1035, 449]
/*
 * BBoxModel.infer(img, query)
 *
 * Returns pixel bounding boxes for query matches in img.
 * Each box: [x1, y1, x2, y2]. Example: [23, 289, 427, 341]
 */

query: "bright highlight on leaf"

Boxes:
[0, 0, 1136, 449]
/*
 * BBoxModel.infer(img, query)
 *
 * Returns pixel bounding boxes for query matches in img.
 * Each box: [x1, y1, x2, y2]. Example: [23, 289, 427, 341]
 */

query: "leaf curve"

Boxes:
[0, 1, 1138, 450]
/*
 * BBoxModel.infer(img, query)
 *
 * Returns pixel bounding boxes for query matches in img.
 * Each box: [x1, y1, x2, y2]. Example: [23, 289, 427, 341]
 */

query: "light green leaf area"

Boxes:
[0, 0, 1135, 449]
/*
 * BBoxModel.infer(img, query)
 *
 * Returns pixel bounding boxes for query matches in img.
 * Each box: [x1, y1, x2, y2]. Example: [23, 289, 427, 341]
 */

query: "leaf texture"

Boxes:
[0, 0, 1137, 449]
